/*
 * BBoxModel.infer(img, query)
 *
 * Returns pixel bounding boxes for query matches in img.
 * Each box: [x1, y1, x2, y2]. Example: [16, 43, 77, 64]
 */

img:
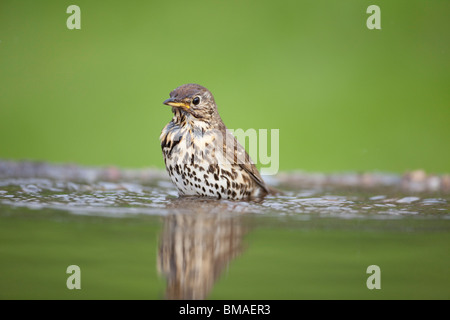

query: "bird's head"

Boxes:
[163, 84, 218, 121]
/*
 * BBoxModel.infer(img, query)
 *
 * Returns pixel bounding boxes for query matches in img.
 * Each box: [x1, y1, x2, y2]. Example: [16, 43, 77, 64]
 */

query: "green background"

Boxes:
[1, 0, 449, 173]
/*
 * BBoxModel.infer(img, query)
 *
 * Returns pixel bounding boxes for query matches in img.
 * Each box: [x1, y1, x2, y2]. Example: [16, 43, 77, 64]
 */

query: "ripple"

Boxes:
[396, 197, 420, 204]
[0, 177, 448, 219]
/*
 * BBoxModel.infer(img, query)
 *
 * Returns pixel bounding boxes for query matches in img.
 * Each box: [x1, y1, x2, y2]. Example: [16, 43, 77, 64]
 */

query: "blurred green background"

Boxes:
[0, 0, 449, 173]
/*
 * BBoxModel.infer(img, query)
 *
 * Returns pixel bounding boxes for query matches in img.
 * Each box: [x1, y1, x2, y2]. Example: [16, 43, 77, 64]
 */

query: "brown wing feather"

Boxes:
[222, 129, 268, 193]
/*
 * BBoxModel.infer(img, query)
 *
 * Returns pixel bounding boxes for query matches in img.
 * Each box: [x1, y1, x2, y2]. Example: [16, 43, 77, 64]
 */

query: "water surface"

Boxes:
[0, 172, 449, 299]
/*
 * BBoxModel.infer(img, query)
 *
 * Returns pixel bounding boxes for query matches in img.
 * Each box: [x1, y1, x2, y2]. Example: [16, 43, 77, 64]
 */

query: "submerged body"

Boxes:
[160, 84, 269, 200]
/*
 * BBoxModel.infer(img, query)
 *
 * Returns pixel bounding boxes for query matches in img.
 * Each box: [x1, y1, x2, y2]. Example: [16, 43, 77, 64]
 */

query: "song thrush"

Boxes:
[160, 83, 269, 200]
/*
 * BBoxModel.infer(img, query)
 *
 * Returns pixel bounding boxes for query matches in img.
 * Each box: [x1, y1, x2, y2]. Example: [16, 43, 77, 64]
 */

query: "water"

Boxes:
[0, 167, 449, 299]
[1, 177, 448, 219]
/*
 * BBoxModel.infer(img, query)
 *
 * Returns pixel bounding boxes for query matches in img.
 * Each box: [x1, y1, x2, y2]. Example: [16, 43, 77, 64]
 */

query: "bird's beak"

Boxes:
[163, 98, 190, 109]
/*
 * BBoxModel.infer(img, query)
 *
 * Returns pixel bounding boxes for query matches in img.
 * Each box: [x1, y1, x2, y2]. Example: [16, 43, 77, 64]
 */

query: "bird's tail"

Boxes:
[267, 185, 283, 196]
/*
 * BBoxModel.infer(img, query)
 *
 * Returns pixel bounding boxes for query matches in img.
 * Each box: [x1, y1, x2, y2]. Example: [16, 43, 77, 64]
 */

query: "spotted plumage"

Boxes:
[160, 83, 269, 200]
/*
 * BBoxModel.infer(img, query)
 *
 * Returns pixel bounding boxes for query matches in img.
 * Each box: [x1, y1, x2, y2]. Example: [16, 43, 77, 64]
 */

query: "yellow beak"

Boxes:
[163, 98, 190, 109]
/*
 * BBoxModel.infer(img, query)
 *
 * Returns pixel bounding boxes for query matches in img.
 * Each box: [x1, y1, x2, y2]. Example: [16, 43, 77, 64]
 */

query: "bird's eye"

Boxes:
[192, 96, 201, 105]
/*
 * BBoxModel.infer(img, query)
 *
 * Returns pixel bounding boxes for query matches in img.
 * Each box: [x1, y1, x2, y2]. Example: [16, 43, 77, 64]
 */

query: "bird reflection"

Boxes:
[157, 197, 248, 300]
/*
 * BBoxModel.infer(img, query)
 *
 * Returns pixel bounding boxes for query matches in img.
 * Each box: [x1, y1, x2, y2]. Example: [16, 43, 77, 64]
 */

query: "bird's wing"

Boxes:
[222, 128, 268, 193]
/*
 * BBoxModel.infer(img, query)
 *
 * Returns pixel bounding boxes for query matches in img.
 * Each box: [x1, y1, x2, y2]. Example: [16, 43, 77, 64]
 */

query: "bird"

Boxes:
[159, 83, 271, 200]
